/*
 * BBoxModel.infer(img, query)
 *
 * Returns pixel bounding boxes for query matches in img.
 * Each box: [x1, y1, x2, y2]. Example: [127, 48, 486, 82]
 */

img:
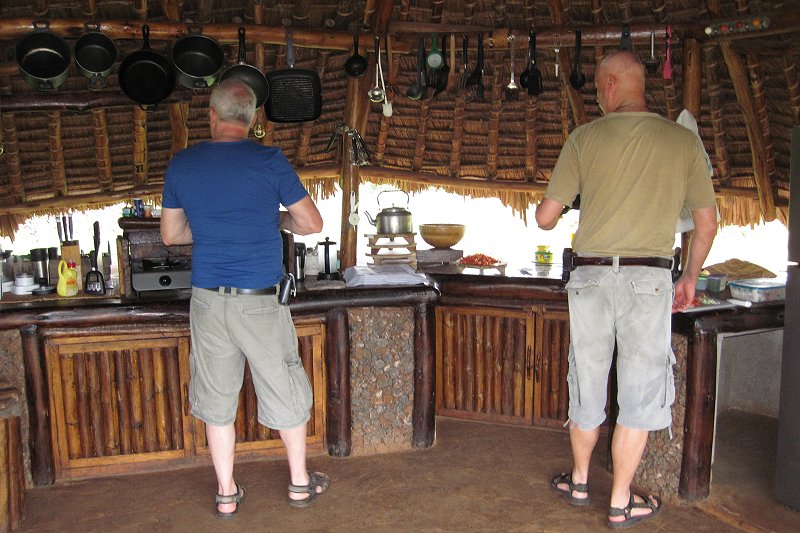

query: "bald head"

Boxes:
[209, 79, 257, 127]
[594, 50, 647, 114]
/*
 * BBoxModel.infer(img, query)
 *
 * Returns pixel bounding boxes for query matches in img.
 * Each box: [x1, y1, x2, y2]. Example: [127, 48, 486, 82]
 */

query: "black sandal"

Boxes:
[288, 471, 331, 508]
[607, 493, 662, 529]
[550, 472, 592, 506]
[215, 482, 245, 520]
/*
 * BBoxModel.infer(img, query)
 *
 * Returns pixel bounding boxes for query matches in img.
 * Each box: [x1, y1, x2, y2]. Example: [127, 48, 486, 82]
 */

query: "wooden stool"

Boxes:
[0, 386, 25, 532]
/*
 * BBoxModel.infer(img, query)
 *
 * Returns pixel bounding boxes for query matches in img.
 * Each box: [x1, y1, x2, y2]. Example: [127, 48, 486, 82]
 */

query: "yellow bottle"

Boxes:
[57, 259, 79, 297]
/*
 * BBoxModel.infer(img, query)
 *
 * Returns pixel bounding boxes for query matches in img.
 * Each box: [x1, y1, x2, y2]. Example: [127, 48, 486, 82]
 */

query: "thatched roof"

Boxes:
[0, 0, 798, 238]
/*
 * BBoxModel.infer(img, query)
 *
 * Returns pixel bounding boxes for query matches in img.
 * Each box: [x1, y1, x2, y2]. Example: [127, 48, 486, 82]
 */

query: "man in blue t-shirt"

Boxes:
[161, 79, 328, 519]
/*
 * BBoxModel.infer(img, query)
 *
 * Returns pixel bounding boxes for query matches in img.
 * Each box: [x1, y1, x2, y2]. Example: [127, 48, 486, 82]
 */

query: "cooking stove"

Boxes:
[131, 257, 192, 291]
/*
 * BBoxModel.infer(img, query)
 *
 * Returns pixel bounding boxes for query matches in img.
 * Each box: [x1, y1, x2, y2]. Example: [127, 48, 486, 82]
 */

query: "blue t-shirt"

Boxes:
[162, 140, 308, 288]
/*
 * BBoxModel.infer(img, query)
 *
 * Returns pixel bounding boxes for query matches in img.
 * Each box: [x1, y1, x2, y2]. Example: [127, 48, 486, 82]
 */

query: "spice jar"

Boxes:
[535, 245, 553, 264]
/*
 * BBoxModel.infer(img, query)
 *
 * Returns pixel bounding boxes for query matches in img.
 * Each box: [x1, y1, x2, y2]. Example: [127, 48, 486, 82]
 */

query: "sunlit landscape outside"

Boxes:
[1, 185, 789, 281]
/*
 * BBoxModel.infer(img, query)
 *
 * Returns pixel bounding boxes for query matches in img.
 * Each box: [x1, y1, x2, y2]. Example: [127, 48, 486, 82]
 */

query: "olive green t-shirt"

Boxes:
[545, 112, 716, 257]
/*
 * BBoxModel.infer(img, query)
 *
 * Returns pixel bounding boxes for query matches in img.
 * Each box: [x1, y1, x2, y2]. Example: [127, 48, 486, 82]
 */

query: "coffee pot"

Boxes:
[317, 237, 340, 280]
[294, 242, 306, 281]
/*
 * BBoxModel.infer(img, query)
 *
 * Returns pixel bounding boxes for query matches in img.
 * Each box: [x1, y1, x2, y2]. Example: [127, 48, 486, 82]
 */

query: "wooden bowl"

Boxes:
[418, 224, 465, 249]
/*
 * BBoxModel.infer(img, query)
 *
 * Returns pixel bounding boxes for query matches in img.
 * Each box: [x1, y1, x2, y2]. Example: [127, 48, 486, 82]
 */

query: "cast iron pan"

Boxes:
[119, 24, 176, 106]
[220, 27, 269, 108]
[265, 28, 322, 123]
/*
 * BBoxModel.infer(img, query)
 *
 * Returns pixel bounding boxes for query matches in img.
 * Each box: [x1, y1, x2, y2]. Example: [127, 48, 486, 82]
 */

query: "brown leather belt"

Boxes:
[572, 256, 673, 269]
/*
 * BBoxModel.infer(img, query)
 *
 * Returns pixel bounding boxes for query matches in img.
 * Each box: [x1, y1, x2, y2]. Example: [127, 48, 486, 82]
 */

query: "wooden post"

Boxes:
[412, 303, 436, 448]
[325, 308, 351, 456]
[681, 38, 702, 119]
[20, 325, 55, 485]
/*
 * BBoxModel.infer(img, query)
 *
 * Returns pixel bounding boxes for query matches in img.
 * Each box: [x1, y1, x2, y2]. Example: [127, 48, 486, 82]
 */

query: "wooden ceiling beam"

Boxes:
[296, 51, 330, 166]
[133, 107, 148, 185]
[412, 101, 431, 172]
[487, 64, 503, 179]
[91, 109, 113, 192]
[195, 0, 214, 24]
[650, 0, 667, 23]
[1, 112, 24, 204]
[719, 39, 776, 222]
[524, 97, 540, 181]
[448, 91, 466, 178]
[746, 53, 776, 182]
[681, 38, 702, 120]
[784, 56, 800, 126]
[161, 0, 184, 22]
[168, 102, 189, 157]
[82, 0, 97, 19]
[0, 90, 196, 113]
[702, 44, 731, 183]
[361, 166, 548, 194]
[47, 111, 68, 198]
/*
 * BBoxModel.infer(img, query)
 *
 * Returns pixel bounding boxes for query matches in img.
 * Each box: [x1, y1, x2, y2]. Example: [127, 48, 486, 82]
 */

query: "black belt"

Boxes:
[204, 286, 277, 295]
[572, 256, 673, 269]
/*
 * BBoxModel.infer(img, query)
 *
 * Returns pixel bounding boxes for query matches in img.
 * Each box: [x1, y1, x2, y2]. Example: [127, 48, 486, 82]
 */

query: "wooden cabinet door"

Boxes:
[192, 321, 327, 458]
[44, 329, 193, 480]
[435, 306, 534, 425]
[534, 309, 571, 428]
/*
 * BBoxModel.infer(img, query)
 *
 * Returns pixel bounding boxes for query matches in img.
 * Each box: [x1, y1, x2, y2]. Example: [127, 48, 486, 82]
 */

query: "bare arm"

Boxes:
[160, 207, 194, 246]
[280, 195, 323, 236]
[672, 205, 717, 312]
[535, 198, 568, 230]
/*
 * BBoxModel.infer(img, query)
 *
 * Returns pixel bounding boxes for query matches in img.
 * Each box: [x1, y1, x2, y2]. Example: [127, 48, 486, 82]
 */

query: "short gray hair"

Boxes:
[209, 79, 257, 126]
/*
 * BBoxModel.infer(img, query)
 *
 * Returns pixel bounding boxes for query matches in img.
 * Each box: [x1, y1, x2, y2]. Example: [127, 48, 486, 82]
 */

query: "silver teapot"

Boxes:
[364, 190, 413, 235]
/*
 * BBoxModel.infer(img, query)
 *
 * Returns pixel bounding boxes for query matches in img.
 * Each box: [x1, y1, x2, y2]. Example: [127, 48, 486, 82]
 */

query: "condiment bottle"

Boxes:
[57, 259, 79, 297]
[535, 245, 553, 264]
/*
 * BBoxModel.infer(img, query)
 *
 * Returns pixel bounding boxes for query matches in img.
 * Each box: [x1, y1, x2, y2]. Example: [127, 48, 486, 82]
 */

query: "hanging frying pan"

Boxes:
[265, 28, 322, 123]
[118, 24, 176, 106]
[220, 27, 269, 108]
[16, 21, 71, 91]
[172, 24, 224, 89]
[74, 23, 117, 90]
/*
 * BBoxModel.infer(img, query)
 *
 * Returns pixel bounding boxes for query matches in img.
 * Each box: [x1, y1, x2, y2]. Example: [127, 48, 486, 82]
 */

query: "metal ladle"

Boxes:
[504, 33, 519, 101]
[344, 31, 368, 78]
[368, 35, 385, 102]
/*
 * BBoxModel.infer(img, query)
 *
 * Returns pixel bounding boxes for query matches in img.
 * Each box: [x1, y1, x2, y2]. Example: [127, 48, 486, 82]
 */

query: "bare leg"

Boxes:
[555, 424, 600, 501]
[206, 423, 238, 514]
[280, 422, 315, 502]
[608, 424, 659, 523]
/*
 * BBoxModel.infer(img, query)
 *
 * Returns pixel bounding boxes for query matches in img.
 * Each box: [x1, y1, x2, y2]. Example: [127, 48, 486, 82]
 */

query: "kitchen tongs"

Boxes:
[85, 221, 106, 294]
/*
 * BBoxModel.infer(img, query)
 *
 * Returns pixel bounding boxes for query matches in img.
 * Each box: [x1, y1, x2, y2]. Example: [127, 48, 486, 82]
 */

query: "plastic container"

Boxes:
[706, 274, 727, 292]
[57, 259, 79, 297]
[728, 278, 786, 302]
[696, 275, 708, 291]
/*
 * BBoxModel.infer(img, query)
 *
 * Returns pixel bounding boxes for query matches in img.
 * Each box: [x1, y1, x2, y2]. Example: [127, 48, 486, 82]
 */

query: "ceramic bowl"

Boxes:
[418, 224, 465, 249]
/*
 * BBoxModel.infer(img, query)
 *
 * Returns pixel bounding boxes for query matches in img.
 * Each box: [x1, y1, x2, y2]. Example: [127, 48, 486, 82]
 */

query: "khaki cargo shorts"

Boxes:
[565, 265, 676, 432]
[188, 287, 313, 430]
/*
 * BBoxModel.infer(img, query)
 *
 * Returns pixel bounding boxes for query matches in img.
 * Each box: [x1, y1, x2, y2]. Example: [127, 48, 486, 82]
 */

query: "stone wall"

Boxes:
[0, 329, 31, 485]
[348, 307, 415, 456]
[633, 333, 687, 501]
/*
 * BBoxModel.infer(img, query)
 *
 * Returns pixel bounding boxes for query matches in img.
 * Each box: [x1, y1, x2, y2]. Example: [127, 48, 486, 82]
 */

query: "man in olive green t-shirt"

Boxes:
[535, 50, 717, 529]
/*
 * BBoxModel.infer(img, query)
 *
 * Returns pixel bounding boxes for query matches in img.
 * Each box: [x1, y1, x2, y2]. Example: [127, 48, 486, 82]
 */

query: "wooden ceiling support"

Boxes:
[83, 0, 97, 19]
[432, 0, 445, 24]
[361, 166, 548, 194]
[253, 3, 276, 147]
[133, 107, 148, 185]
[296, 51, 330, 166]
[681, 38, 702, 119]
[650, 0, 667, 22]
[719, 39, 776, 221]
[2, 112, 24, 204]
[47, 111, 68, 198]
[784, 56, 800, 126]
[91, 109, 113, 192]
[746, 53, 776, 182]
[195, 0, 214, 24]
[168, 102, 189, 157]
[487, 67, 503, 179]
[524, 97, 539, 181]
[0, 90, 195, 112]
[161, 0, 184, 22]
[703, 44, 730, 182]
[706, 0, 721, 16]
[661, 76, 680, 122]
[412, 101, 431, 172]
[448, 93, 466, 177]
[557, 47, 587, 127]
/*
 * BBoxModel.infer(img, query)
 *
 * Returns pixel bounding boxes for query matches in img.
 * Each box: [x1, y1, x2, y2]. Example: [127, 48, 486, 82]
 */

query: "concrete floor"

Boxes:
[18, 412, 800, 532]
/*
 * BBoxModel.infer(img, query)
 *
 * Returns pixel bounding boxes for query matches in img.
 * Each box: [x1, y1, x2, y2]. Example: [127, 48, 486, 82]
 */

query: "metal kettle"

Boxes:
[364, 190, 413, 235]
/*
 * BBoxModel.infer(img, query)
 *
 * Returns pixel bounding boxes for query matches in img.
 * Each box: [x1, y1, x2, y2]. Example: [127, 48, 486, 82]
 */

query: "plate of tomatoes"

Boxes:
[459, 253, 506, 274]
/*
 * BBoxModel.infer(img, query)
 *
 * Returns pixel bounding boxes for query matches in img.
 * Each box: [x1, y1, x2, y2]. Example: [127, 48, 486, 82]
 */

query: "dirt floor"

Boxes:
[18, 412, 800, 532]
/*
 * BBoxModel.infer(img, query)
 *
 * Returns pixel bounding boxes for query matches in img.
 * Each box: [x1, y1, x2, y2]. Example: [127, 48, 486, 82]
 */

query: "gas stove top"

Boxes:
[131, 257, 192, 292]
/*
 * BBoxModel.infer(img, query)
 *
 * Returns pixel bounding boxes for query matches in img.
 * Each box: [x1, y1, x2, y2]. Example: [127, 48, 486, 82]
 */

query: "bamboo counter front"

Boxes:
[0, 282, 438, 485]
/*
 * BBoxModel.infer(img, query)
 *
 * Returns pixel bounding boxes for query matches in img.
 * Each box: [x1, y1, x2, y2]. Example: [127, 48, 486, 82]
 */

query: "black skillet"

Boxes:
[119, 24, 176, 106]
[220, 27, 269, 108]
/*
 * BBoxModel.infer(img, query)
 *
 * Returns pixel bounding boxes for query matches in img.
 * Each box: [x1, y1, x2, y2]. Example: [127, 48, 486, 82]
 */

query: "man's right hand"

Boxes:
[672, 275, 696, 313]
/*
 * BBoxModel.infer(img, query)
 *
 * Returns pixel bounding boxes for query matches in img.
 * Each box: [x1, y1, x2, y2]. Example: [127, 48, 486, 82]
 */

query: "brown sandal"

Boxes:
[288, 471, 331, 508]
[215, 483, 245, 520]
[550, 472, 592, 506]
[607, 493, 662, 529]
